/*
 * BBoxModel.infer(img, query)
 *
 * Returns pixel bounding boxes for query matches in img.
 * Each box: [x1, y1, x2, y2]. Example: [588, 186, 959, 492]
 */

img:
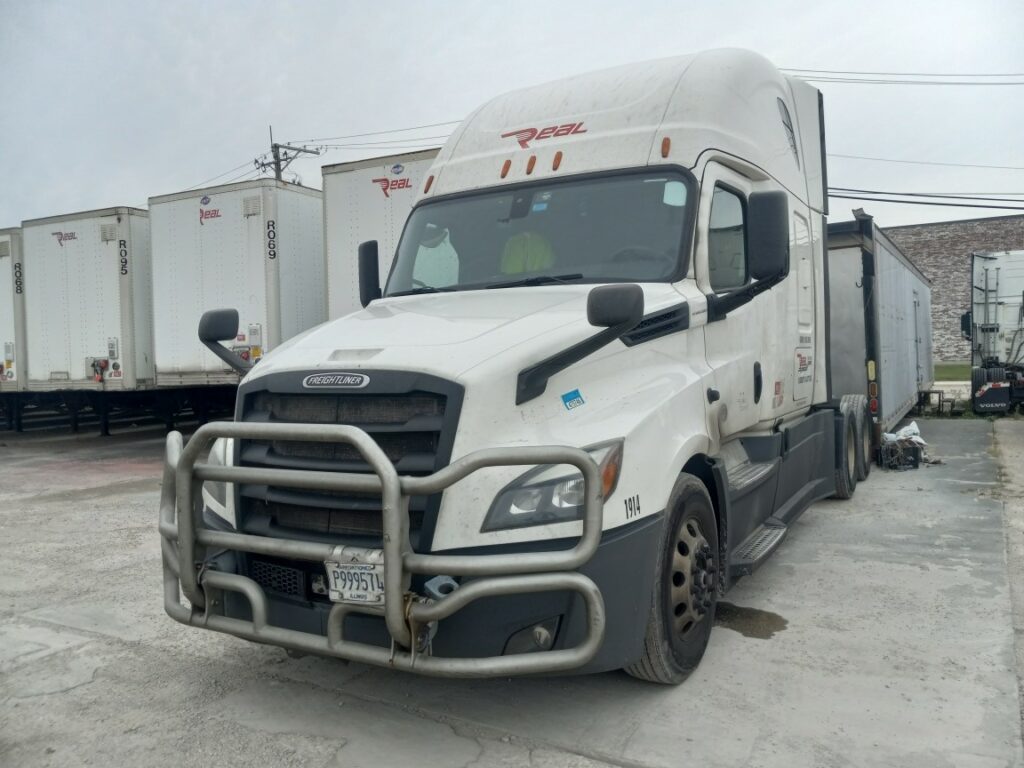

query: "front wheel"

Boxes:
[625, 473, 718, 685]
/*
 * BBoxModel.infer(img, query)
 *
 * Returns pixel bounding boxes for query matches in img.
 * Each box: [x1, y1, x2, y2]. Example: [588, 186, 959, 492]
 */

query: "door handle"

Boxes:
[754, 362, 763, 404]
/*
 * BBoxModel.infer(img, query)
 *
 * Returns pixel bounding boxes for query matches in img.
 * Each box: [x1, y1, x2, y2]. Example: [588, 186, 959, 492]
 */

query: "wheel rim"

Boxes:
[670, 516, 715, 638]
[847, 425, 856, 476]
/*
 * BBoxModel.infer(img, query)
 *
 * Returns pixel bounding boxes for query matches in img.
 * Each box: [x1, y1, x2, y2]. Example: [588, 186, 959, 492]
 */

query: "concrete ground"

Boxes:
[1, 420, 1023, 767]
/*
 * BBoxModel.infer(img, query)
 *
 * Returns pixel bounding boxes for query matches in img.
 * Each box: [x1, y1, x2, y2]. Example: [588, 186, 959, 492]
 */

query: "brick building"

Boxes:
[883, 214, 1024, 362]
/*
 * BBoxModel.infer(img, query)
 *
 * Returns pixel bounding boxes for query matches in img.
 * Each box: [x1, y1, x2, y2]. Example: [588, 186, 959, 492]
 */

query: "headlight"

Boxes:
[481, 440, 623, 532]
[201, 437, 234, 526]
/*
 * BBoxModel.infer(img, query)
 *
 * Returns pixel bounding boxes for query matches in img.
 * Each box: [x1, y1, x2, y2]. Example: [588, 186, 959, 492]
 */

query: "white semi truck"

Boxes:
[963, 249, 1024, 413]
[148, 179, 325, 418]
[160, 49, 879, 683]
[323, 149, 439, 319]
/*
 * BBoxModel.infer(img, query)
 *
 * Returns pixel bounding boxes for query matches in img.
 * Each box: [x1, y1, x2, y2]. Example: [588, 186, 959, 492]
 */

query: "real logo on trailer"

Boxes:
[199, 194, 221, 225]
[302, 372, 371, 389]
[372, 177, 412, 198]
[51, 231, 77, 247]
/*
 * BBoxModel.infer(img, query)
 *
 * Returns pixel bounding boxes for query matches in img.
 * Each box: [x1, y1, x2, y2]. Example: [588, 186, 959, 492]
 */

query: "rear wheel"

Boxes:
[831, 407, 857, 500]
[841, 394, 872, 482]
[625, 474, 718, 685]
[971, 366, 986, 395]
[988, 367, 1007, 383]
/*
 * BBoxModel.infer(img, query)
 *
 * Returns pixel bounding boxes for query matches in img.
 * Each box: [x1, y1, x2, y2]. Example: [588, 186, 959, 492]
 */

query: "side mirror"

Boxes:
[748, 191, 789, 281]
[960, 311, 972, 341]
[198, 308, 251, 374]
[587, 283, 644, 329]
[359, 240, 382, 307]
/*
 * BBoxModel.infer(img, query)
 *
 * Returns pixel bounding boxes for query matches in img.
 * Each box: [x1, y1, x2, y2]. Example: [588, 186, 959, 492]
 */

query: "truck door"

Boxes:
[696, 163, 762, 440]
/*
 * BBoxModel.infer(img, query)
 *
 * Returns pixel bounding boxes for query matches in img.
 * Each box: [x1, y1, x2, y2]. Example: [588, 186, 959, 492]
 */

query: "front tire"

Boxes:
[625, 474, 718, 685]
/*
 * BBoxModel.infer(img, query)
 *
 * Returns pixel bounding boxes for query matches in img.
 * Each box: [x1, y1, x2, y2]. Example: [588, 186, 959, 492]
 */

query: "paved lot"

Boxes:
[1, 420, 1022, 767]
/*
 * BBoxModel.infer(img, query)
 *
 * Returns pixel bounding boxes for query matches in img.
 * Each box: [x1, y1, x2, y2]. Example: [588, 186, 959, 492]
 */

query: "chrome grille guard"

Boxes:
[159, 422, 606, 677]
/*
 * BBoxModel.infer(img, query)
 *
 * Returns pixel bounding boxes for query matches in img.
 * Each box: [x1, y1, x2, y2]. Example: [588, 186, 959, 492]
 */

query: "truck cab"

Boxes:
[159, 49, 864, 683]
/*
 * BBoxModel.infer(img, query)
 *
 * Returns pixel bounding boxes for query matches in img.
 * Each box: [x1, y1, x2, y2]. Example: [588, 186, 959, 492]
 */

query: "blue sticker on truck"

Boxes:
[561, 389, 585, 410]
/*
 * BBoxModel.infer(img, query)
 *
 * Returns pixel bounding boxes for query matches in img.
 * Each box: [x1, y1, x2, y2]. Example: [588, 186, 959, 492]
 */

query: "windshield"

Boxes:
[385, 170, 693, 295]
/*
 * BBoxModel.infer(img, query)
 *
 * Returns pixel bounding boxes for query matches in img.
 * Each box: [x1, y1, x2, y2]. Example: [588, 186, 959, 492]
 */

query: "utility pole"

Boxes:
[258, 125, 321, 182]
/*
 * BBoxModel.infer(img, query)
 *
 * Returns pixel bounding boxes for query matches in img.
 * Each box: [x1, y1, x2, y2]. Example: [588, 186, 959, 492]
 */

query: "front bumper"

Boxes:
[159, 421, 609, 677]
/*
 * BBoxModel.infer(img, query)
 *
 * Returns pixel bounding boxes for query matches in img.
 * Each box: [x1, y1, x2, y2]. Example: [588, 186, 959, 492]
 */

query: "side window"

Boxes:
[708, 186, 747, 291]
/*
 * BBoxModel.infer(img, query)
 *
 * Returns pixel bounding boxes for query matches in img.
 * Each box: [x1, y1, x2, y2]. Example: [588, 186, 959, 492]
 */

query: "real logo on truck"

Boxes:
[501, 122, 587, 149]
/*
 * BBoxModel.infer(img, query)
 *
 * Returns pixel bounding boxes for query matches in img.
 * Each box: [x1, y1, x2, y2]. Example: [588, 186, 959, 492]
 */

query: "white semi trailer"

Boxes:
[160, 49, 878, 683]
[322, 149, 439, 319]
[149, 179, 325, 389]
[827, 212, 933, 454]
[20, 207, 153, 432]
[963, 249, 1024, 413]
[0, 227, 26, 428]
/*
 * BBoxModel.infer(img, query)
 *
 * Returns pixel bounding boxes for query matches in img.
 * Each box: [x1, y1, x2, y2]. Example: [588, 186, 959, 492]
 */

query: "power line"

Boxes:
[797, 76, 1024, 85]
[829, 187, 1024, 203]
[783, 67, 1024, 77]
[828, 153, 1024, 171]
[186, 155, 266, 190]
[828, 193, 1024, 211]
[317, 134, 450, 147]
[292, 120, 461, 144]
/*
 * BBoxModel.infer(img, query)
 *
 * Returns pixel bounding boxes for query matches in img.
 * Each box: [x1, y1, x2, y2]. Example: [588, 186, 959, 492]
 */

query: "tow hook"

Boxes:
[404, 594, 438, 657]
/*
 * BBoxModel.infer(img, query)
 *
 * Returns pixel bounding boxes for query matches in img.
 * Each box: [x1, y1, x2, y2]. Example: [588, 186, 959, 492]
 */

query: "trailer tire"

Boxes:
[841, 394, 872, 481]
[830, 407, 857, 500]
[972, 367, 986, 395]
[624, 473, 718, 685]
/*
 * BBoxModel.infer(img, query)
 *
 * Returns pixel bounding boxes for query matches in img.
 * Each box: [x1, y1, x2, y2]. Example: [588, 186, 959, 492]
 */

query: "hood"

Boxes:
[246, 283, 687, 385]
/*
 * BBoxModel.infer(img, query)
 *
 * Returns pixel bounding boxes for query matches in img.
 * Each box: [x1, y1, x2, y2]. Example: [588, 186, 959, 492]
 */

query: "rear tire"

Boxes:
[831, 407, 857, 500]
[842, 394, 872, 482]
[988, 367, 1007, 383]
[971, 366, 986, 395]
[625, 474, 718, 685]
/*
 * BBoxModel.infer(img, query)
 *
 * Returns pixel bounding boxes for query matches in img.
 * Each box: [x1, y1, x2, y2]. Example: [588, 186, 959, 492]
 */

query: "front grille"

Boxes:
[249, 558, 305, 597]
[236, 377, 459, 551]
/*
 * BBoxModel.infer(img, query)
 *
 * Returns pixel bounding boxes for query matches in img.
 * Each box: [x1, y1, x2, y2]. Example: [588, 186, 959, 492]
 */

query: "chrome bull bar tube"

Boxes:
[159, 421, 607, 676]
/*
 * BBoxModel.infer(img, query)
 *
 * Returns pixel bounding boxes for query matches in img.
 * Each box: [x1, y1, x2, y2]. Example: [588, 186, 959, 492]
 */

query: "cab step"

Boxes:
[730, 521, 787, 578]
[727, 460, 777, 497]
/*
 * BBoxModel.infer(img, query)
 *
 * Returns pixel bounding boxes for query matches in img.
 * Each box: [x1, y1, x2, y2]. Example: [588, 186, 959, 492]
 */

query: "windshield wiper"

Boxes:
[387, 285, 459, 297]
[485, 273, 584, 290]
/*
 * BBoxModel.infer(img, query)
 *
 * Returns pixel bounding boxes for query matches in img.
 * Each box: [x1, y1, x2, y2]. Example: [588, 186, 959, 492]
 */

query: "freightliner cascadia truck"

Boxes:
[159, 49, 875, 684]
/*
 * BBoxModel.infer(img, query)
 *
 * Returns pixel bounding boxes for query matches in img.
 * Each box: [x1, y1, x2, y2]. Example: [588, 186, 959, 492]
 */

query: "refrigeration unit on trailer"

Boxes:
[322, 149, 439, 319]
[149, 179, 325, 394]
[826, 212, 933, 457]
[21, 208, 153, 427]
[160, 49, 877, 684]
[963, 249, 1024, 413]
[0, 228, 27, 427]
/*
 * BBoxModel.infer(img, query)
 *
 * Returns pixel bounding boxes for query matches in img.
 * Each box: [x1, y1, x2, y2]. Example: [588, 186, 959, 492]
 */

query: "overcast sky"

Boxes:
[2, 0, 1022, 228]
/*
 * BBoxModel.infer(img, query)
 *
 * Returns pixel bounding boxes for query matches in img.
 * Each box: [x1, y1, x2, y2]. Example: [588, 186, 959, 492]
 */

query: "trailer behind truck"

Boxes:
[323, 149, 438, 319]
[827, 213, 933, 459]
[149, 179, 325, 388]
[159, 49, 876, 684]
[0, 228, 27, 427]
[963, 249, 1024, 412]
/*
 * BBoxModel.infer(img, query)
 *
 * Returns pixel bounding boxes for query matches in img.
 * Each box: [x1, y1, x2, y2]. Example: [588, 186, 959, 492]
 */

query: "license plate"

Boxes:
[324, 547, 385, 605]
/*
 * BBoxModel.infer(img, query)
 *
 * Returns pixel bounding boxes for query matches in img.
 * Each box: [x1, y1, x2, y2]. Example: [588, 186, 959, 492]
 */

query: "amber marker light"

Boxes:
[661, 137, 671, 158]
[552, 151, 563, 171]
[500, 159, 511, 178]
[423, 174, 434, 193]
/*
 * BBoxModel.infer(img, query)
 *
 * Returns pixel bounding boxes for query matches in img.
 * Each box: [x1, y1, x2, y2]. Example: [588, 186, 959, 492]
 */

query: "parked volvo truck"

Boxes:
[962, 249, 1024, 413]
[159, 49, 874, 683]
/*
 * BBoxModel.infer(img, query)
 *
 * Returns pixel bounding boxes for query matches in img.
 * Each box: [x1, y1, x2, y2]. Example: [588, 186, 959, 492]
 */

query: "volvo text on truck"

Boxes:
[963, 249, 1024, 413]
[149, 179, 325, 418]
[160, 49, 879, 683]
[323, 149, 439, 319]
[20, 207, 153, 433]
